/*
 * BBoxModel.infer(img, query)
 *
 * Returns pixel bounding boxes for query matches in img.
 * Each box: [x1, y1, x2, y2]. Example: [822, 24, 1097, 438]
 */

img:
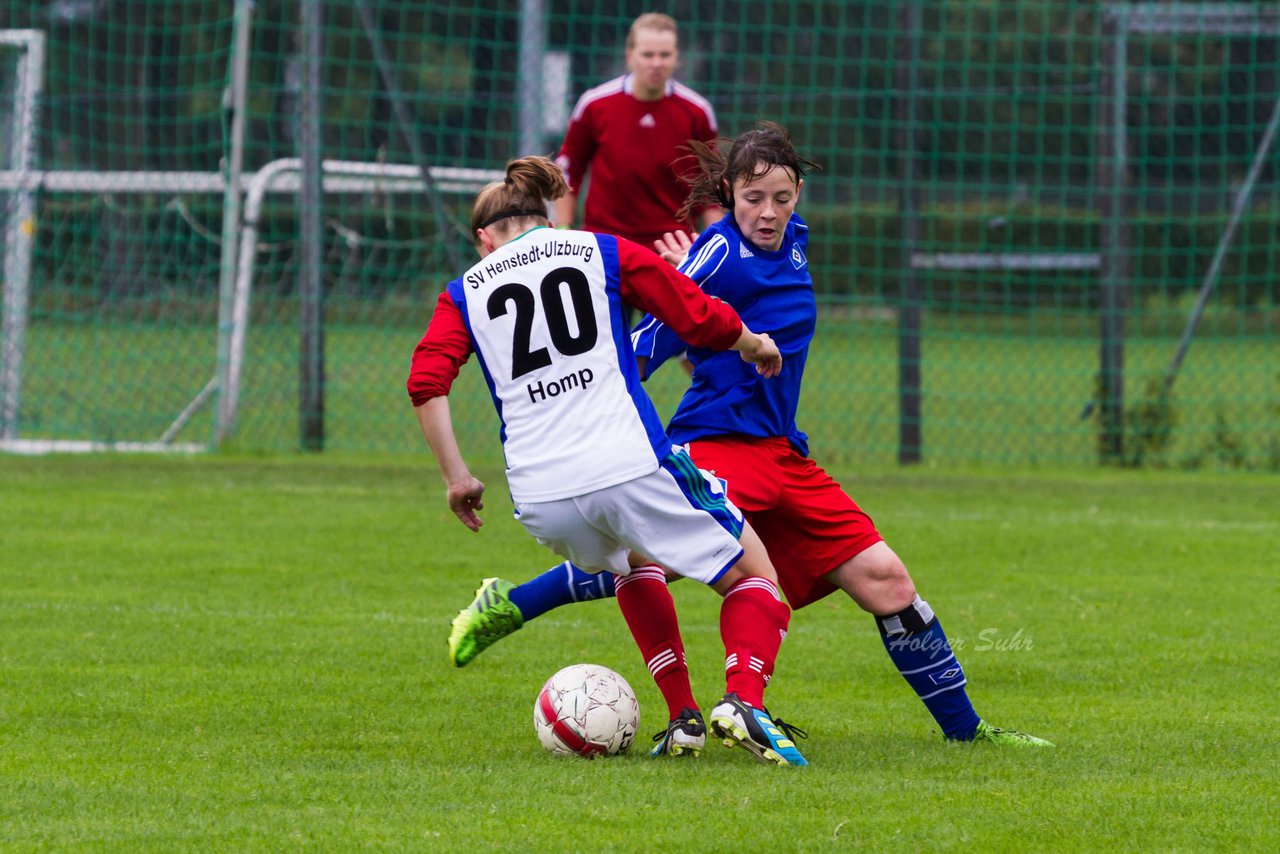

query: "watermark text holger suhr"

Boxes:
[888, 627, 1034, 653]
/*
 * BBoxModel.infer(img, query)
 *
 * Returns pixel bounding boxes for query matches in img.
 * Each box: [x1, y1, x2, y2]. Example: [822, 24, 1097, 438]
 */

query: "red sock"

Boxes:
[615, 565, 697, 720]
[719, 577, 791, 709]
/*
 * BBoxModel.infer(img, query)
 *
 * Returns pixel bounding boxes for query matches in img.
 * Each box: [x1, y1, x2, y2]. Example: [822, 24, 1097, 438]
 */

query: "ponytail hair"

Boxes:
[677, 121, 819, 222]
[470, 155, 570, 236]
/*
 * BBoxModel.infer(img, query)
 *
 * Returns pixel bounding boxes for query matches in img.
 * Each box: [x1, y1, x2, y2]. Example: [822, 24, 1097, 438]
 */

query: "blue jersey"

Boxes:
[630, 213, 815, 455]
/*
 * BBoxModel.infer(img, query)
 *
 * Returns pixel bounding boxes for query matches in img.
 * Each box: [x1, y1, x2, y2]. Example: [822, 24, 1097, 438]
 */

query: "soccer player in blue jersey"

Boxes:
[450, 125, 1052, 749]
[412, 155, 808, 765]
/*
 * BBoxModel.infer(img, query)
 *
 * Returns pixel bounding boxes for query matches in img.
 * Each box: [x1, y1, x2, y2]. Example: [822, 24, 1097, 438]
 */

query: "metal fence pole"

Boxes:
[1095, 8, 1130, 464]
[517, 0, 546, 156]
[895, 1, 924, 465]
[298, 0, 325, 451]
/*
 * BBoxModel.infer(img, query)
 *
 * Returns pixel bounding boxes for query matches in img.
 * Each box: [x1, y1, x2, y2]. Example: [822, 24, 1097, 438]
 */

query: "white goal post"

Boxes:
[1, 29, 44, 445]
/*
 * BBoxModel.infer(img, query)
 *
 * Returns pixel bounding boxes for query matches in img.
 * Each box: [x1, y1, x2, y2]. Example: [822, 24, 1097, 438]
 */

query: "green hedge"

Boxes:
[28, 198, 1280, 312]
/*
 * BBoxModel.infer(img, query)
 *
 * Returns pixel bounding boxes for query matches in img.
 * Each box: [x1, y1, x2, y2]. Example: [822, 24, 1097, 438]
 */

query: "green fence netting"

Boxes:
[1, 1, 1277, 468]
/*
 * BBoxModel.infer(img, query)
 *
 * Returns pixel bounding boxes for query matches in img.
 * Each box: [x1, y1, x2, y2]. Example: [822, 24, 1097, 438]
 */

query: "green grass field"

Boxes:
[2, 453, 1277, 850]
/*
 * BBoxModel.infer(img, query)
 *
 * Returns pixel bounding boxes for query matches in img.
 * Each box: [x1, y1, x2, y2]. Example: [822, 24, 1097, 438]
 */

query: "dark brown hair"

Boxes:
[470, 155, 569, 237]
[676, 121, 819, 222]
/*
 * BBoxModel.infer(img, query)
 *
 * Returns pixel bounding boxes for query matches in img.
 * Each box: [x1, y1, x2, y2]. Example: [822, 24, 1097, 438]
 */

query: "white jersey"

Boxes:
[445, 228, 669, 503]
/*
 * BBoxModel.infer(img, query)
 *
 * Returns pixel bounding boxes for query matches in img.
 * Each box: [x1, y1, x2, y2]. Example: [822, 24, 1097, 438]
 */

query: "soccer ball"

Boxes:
[533, 663, 639, 758]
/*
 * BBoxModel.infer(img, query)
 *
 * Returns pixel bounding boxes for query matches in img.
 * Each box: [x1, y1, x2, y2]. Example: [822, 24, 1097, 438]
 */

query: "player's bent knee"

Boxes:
[826, 542, 917, 613]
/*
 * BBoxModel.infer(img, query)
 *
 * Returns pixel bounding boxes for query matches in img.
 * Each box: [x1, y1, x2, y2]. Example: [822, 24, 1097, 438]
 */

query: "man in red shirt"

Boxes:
[553, 13, 721, 249]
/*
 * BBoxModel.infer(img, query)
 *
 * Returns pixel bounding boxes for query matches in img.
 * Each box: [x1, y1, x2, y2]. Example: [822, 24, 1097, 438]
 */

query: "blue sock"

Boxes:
[877, 597, 982, 740]
[507, 561, 617, 621]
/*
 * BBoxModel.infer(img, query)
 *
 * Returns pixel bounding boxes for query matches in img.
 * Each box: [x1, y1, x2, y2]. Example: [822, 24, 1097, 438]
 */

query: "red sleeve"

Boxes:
[406, 290, 473, 406]
[615, 238, 742, 350]
[556, 100, 597, 196]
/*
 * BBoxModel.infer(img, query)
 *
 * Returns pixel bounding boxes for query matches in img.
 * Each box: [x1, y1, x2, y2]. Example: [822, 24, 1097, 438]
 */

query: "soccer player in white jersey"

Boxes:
[408, 155, 808, 765]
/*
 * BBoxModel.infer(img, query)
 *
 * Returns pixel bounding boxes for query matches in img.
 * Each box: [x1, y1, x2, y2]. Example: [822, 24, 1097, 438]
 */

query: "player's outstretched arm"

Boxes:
[416, 396, 486, 531]
[620, 237, 780, 375]
[732, 329, 782, 378]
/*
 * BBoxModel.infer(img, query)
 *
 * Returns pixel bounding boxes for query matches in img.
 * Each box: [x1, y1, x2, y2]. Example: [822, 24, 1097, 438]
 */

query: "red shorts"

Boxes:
[685, 435, 883, 609]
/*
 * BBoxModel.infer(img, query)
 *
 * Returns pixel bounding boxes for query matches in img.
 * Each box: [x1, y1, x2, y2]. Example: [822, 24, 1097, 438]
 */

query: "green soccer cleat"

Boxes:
[448, 577, 524, 667]
[650, 707, 706, 758]
[969, 720, 1055, 747]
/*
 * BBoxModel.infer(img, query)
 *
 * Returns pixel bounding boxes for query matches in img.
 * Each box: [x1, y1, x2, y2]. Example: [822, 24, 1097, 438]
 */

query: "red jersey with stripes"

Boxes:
[556, 74, 718, 247]
[407, 227, 744, 503]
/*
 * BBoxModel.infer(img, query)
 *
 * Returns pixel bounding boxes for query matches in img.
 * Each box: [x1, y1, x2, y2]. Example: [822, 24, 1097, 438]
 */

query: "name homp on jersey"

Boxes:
[447, 229, 669, 503]
[407, 227, 748, 505]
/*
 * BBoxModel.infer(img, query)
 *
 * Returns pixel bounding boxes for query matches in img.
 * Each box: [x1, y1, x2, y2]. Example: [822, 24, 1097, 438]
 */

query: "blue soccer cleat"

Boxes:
[709, 692, 808, 766]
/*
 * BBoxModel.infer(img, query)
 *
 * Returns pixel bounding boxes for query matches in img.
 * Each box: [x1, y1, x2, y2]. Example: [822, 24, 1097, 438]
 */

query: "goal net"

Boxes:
[1, 6, 502, 455]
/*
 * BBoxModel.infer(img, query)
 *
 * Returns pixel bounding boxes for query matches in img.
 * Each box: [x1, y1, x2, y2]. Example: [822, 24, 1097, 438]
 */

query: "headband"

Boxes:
[476, 208, 548, 229]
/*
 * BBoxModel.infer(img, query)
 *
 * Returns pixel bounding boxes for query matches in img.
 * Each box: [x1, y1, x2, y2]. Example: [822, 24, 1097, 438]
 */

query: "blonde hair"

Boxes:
[626, 12, 678, 50]
[470, 156, 569, 237]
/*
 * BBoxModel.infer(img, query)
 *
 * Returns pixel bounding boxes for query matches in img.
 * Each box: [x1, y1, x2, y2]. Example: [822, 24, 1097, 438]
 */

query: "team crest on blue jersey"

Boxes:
[790, 245, 807, 270]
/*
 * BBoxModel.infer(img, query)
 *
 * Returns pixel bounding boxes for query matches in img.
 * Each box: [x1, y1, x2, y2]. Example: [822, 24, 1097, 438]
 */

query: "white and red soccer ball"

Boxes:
[534, 663, 639, 758]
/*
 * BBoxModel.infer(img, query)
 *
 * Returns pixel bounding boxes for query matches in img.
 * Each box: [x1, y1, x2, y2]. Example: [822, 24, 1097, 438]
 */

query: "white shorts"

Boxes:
[513, 447, 744, 585]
